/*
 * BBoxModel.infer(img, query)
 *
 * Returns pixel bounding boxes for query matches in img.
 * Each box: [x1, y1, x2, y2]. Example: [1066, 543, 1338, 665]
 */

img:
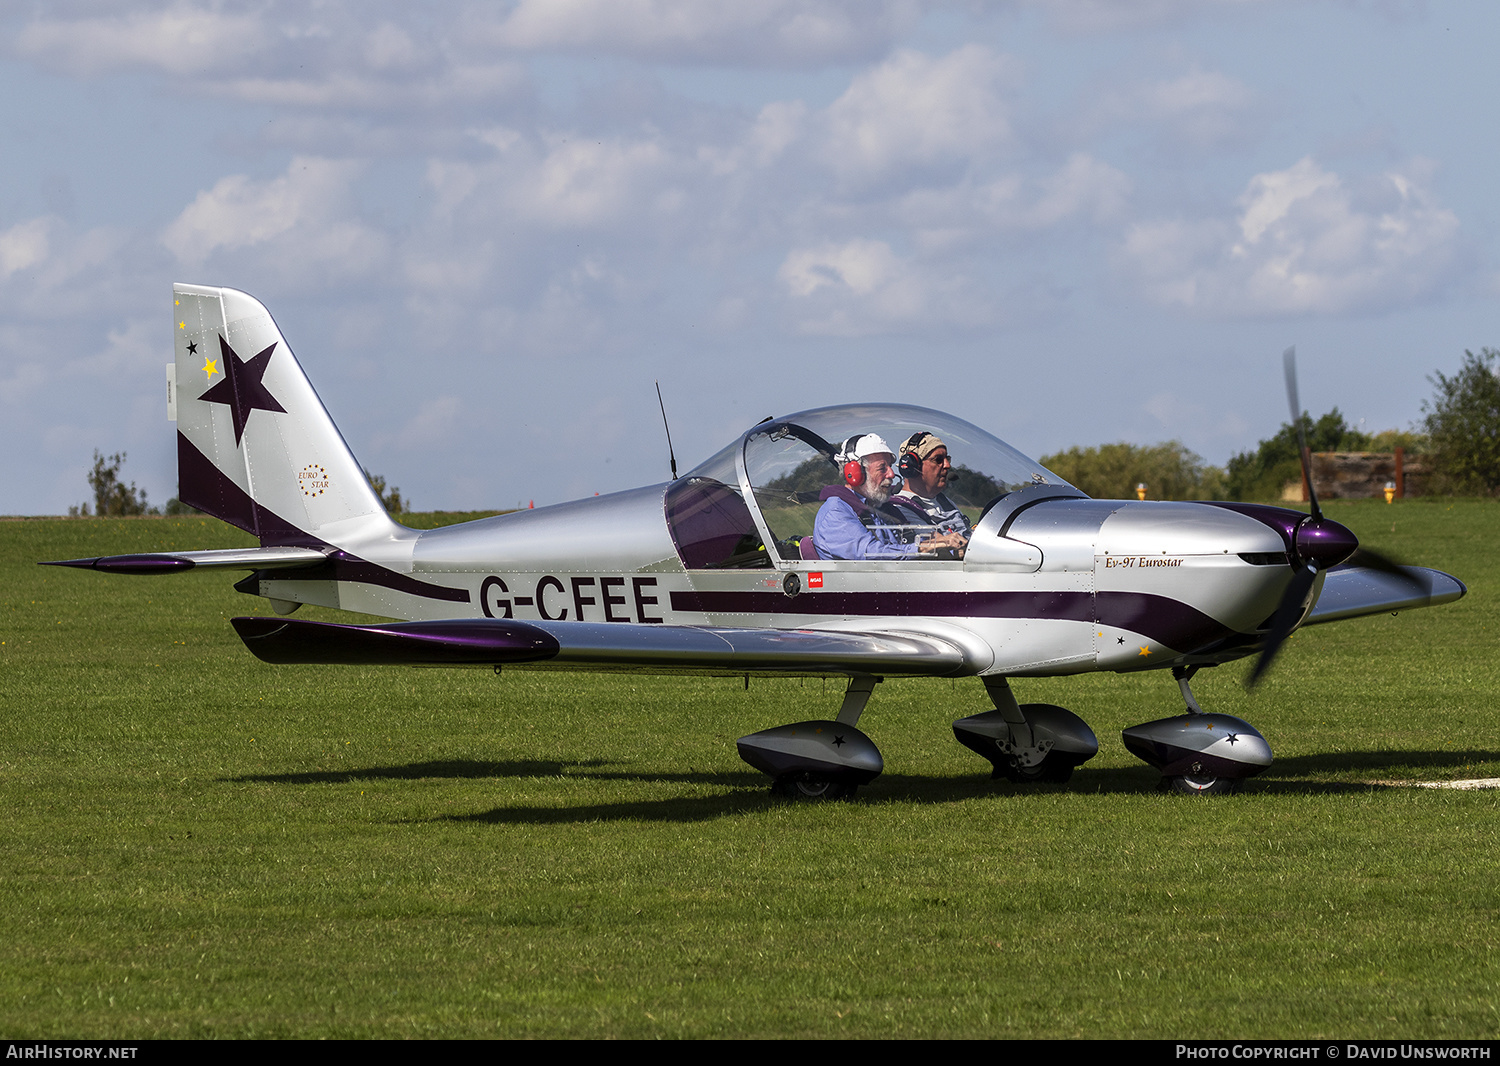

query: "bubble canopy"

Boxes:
[666, 404, 1073, 569]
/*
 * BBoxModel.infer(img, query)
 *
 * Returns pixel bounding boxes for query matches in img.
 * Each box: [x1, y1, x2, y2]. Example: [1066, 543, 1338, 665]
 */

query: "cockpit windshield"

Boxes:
[665, 404, 1072, 568]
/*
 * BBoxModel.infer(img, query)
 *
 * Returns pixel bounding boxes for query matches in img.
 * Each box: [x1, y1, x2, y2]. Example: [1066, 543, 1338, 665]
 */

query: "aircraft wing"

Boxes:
[41, 547, 328, 574]
[231, 616, 972, 677]
[1305, 564, 1466, 625]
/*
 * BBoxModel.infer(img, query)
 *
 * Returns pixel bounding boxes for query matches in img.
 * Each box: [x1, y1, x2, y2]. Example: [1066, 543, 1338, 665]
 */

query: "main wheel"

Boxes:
[772, 774, 855, 801]
[1163, 773, 1243, 796]
[999, 752, 1074, 785]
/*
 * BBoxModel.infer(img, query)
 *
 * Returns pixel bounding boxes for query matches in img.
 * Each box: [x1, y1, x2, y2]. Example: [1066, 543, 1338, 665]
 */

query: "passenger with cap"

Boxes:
[891, 431, 972, 547]
[813, 433, 969, 560]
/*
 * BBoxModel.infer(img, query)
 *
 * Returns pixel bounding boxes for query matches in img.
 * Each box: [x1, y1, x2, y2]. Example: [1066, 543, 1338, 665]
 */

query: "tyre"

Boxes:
[772, 775, 855, 801]
[1163, 773, 1243, 796]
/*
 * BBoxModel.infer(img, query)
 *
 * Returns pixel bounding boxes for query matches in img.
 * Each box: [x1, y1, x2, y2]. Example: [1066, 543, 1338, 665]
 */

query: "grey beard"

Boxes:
[865, 483, 891, 505]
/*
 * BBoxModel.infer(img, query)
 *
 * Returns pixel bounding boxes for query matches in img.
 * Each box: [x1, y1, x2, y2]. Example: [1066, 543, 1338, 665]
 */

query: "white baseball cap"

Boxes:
[840, 433, 896, 463]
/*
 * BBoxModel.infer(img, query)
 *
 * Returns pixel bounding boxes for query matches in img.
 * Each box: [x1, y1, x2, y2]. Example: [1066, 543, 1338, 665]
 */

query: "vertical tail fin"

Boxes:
[172, 284, 395, 546]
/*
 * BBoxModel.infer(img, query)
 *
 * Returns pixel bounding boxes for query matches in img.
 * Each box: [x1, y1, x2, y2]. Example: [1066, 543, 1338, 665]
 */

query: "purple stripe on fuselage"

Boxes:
[1094, 591, 1235, 650]
[672, 589, 1093, 621]
[324, 551, 472, 604]
[669, 589, 1233, 652]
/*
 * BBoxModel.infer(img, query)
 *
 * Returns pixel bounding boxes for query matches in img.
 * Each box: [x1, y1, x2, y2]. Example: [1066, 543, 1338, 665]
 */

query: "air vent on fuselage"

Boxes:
[1238, 552, 1291, 566]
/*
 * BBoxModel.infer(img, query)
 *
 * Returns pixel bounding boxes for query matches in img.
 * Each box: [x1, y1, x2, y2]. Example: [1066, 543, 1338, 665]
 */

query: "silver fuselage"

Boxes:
[255, 483, 1298, 678]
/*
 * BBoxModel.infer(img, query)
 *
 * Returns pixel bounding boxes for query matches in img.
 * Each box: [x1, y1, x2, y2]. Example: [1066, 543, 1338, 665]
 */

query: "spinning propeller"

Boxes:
[1244, 348, 1416, 687]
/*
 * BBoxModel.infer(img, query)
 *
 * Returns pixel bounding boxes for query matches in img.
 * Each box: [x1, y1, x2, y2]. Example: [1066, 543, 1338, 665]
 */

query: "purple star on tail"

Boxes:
[199, 336, 286, 445]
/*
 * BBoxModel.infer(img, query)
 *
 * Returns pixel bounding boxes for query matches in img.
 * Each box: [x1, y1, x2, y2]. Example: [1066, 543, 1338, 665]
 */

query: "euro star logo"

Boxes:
[299, 463, 330, 498]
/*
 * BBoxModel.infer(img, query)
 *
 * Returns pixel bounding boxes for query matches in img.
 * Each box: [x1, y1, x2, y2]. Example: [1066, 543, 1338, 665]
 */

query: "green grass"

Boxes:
[2, 501, 1498, 1038]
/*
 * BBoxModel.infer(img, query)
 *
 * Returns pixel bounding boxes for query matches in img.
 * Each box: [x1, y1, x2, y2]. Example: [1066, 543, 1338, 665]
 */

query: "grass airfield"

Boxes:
[2, 499, 1498, 1039]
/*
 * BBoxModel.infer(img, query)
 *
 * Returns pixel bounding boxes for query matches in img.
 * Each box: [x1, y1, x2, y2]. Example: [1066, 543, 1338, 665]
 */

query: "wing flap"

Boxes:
[1306, 565, 1466, 625]
[41, 546, 328, 574]
[230, 616, 969, 676]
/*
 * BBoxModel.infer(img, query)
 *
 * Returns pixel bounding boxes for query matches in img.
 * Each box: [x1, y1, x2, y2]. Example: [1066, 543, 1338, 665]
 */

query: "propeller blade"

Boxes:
[1246, 563, 1318, 689]
[1249, 348, 1425, 688]
[1283, 346, 1322, 523]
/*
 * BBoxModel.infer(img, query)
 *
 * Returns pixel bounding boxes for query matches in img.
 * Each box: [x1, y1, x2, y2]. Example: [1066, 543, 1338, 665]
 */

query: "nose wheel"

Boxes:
[1123, 668, 1272, 795]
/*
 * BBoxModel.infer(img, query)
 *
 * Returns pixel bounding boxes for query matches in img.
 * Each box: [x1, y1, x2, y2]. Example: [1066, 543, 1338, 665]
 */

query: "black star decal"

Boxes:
[832, 735, 846, 748]
[1117, 637, 1125, 645]
[199, 336, 286, 445]
[186, 341, 198, 355]
[1225, 733, 1240, 746]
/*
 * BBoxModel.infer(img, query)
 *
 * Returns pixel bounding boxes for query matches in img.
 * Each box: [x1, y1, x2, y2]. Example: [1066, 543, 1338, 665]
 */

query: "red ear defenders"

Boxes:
[899, 432, 933, 480]
[840, 435, 866, 486]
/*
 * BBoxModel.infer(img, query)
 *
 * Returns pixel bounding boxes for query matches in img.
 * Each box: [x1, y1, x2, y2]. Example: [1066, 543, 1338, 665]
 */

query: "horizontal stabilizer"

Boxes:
[230, 616, 970, 675]
[1306, 565, 1466, 625]
[42, 546, 328, 575]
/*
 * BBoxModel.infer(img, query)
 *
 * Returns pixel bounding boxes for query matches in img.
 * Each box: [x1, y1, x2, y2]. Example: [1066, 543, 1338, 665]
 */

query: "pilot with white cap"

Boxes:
[813, 433, 969, 560]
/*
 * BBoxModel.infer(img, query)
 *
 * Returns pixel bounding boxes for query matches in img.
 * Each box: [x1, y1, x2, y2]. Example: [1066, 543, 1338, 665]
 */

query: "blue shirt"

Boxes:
[813, 487, 922, 560]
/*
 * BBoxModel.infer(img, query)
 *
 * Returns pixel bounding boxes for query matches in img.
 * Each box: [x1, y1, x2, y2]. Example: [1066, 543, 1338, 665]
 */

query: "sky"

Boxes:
[3, 0, 1497, 514]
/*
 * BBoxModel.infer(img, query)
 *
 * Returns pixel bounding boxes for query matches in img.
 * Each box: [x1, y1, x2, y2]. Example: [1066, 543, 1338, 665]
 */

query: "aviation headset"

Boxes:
[840, 435, 867, 487]
[899, 431, 936, 481]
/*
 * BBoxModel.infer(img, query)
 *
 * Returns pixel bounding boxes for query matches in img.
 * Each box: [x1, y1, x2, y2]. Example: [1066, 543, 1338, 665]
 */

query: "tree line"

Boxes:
[70, 451, 407, 516]
[1042, 347, 1500, 501]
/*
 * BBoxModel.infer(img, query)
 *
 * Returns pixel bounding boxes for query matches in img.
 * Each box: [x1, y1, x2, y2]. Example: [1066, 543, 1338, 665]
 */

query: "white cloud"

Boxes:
[1119, 157, 1463, 315]
[523, 137, 675, 228]
[778, 238, 925, 334]
[892, 153, 1130, 253]
[1001, 152, 1131, 229]
[15, 5, 270, 76]
[1028, 0, 1265, 34]
[822, 46, 1014, 180]
[364, 22, 423, 72]
[0, 218, 51, 280]
[780, 238, 904, 299]
[0, 215, 140, 317]
[777, 238, 992, 335]
[483, 0, 918, 64]
[213, 63, 526, 110]
[162, 157, 387, 279]
[1112, 67, 1258, 148]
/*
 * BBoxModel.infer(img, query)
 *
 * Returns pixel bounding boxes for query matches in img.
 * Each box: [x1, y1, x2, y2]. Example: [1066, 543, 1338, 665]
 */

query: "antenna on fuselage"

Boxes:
[655, 381, 678, 481]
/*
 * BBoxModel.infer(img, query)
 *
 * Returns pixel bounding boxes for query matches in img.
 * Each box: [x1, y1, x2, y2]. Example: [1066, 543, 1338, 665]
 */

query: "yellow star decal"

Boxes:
[203, 357, 219, 379]
[1138, 646, 1151, 657]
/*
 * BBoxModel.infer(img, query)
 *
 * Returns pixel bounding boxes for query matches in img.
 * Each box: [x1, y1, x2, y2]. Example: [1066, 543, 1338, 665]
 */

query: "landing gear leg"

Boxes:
[951, 677, 1098, 784]
[1175, 665, 1206, 715]
[836, 675, 878, 726]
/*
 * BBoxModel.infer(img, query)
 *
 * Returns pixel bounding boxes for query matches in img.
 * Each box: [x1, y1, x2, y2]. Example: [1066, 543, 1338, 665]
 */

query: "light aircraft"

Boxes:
[45, 284, 1466, 797]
